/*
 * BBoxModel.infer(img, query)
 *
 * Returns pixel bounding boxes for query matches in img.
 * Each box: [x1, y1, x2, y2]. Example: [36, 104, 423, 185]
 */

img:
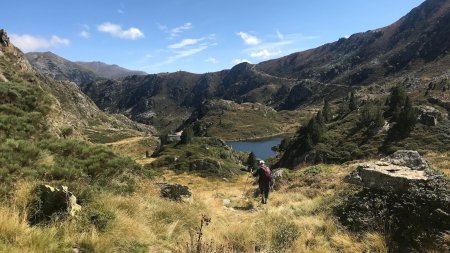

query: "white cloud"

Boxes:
[276, 30, 284, 40]
[166, 45, 208, 64]
[79, 30, 90, 38]
[205, 57, 218, 64]
[79, 24, 90, 39]
[250, 49, 281, 58]
[240, 33, 318, 60]
[233, 58, 252, 64]
[50, 35, 70, 46]
[168, 38, 199, 49]
[159, 22, 193, 38]
[98, 22, 144, 40]
[117, 9, 124, 14]
[170, 22, 192, 36]
[157, 23, 168, 32]
[10, 33, 70, 52]
[237, 32, 260, 45]
[168, 35, 215, 49]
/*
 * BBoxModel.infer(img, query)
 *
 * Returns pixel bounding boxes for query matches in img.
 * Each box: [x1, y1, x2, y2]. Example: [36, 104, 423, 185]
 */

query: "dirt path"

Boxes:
[106, 136, 158, 165]
[107, 136, 147, 146]
[162, 172, 262, 221]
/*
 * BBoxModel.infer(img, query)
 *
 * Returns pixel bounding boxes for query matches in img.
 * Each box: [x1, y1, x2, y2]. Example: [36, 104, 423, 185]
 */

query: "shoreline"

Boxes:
[223, 132, 293, 142]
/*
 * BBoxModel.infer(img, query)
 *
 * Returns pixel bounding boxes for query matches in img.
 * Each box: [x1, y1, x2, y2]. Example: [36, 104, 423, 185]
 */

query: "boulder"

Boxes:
[271, 168, 286, 182]
[271, 168, 287, 190]
[416, 105, 445, 126]
[381, 150, 429, 170]
[345, 150, 431, 191]
[159, 183, 192, 203]
[28, 185, 81, 225]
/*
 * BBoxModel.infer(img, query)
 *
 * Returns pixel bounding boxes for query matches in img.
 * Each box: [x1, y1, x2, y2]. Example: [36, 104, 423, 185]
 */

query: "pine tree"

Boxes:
[349, 90, 357, 111]
[359, 101, 385, 129]
[308, 116, 323, 144]
[386, 86, 407, 120]
[323, 100, 332, 122]
[304, 132, 314, 151]
[180, 128, 193, 144]
[373, 107, 385, 128]
[397, 96, 416, 133]
[359, 102, 374, 126]
[315, 110, 325, 128]
[246, 152, 257, 171]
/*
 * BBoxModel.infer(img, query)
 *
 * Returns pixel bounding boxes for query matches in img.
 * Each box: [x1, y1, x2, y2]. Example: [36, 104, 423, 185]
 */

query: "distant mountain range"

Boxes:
[81, 0, 450, 130]
[74, 61, 147, 79]
[24, 0, 450, 133]
[25, 51, 147, 84]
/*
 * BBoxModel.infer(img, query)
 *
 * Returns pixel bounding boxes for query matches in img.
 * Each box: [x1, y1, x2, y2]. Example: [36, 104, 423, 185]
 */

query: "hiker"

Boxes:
[252, 160, 272, 204]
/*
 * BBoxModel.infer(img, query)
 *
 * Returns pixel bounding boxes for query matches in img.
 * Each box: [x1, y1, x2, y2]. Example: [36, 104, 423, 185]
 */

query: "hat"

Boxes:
[259, 160, 265, 165]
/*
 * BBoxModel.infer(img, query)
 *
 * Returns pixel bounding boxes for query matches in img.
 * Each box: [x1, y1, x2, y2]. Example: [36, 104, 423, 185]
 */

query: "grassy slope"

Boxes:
[148, 137, 243, 178]
[191, 100, 315, 140]
[0, 164, 390, 253]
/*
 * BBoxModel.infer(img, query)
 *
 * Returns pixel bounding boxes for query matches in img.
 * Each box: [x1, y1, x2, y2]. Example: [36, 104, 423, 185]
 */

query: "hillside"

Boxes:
[77, 0, 450, 136]
[276, 86, 450, 168]
[75, 61, 147, 79]
[1, 30, 154, 142]
[26, 52, 147, 85]
[25, 51, 100, 84]
[81, 63, 309, 132]
[257, 0, 450, 85]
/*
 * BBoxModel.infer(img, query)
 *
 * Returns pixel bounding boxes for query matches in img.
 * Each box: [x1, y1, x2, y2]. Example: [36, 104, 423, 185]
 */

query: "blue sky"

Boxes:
[3, 0, 424, 74]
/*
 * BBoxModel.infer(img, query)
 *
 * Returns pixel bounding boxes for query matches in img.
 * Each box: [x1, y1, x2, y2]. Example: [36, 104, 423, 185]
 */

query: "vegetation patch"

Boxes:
[148, 137, 243, 178]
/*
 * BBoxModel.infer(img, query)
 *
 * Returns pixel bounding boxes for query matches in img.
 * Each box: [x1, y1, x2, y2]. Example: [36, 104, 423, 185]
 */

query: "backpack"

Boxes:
[262, 165, 273, 181]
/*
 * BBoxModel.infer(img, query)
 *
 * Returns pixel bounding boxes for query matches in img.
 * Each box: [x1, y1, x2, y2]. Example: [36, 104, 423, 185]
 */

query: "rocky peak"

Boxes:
[0, 29, 10, 47]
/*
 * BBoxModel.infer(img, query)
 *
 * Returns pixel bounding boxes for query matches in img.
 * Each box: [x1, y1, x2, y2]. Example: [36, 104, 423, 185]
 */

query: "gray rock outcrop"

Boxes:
[0, 29, 10, 47]
[28, 185, 81, 225]
[381, 150, 430, 170]
[159, 183, 192, 202]
[416, 105, 446, 126]
[345, 150, 431, 191]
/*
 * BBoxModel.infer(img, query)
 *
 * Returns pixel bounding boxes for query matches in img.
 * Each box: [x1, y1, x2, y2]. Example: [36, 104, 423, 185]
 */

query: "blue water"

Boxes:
[225, 137, 283, 160]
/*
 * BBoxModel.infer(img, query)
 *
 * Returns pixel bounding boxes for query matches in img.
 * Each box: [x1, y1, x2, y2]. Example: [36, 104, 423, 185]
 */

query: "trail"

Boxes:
[161, 171, 263, 224]
[106, 136, 158, 165]
[250, 65, 297, 82]
[106, 136, 147, 146]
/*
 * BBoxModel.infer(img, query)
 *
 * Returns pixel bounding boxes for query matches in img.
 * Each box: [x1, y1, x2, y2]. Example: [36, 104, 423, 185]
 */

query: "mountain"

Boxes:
[80, 64, 304, 132]
[2, 31, 154, 141]
[75, 61, 147, 79]
[25, 52, 147, 85]
[23, 0, 450, 136]
[25, 51, 99, 84]
[79, 0, 450, 135]
[256, 0, 450, 85]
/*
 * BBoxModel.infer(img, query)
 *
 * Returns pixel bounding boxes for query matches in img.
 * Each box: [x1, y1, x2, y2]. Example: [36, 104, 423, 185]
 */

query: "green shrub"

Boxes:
[85, 205, 116, 232]
[60, 126, 73, 138]
[272, 221, 299, 251]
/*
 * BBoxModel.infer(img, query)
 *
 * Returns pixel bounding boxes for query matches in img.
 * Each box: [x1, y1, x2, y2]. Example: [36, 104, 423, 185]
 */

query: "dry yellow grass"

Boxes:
[0, 162, 388, 252]
[106, 136, 158, 165]
[425, 152, 450, 176]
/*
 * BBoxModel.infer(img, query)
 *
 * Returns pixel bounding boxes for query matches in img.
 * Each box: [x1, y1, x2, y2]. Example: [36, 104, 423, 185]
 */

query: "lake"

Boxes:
[225, 137, 283, 160]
